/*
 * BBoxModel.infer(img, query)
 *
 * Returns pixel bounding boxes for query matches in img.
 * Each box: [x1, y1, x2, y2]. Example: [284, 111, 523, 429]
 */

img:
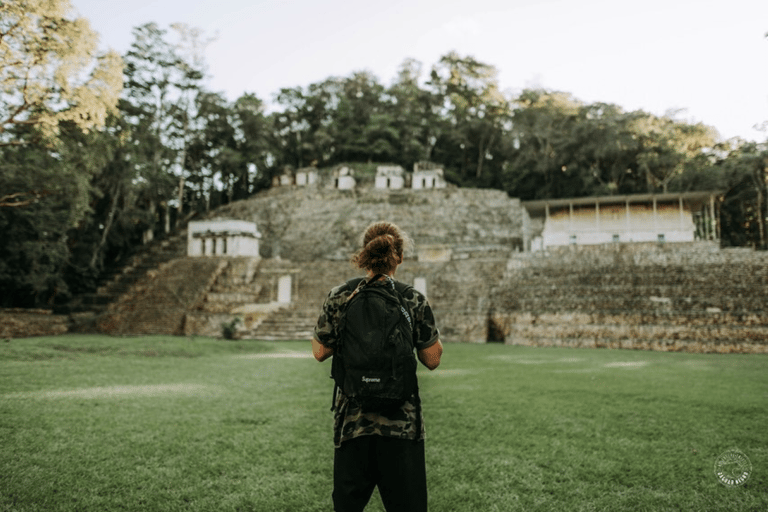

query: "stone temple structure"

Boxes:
[411, 163, 447, 189]
[375, 165, 406, 190]
[33, 161, 759, 354]
[187, 219, 261, 257]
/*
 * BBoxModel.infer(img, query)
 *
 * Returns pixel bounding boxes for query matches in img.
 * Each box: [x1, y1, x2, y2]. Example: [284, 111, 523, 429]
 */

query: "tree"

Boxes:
[718, 142, 768, 249]
[0, 0, 123, 306]
[333, 71, 394, 163]
[231, 93, 273, 197]
[634, 114, 717, 193]
[428, 52, 510, 181]
[0, 0, 122, 147]
[501, 89, 582, 199]
[121, 22, 206, 231]
[272, 85, 321, 169]
[185, 91, 239, 210]
[387, 58, 443, 166]
[0, 121, 117, 306]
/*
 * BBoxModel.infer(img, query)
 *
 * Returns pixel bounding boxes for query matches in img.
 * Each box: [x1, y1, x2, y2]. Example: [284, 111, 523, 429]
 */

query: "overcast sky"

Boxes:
[71, 0, 768, 142]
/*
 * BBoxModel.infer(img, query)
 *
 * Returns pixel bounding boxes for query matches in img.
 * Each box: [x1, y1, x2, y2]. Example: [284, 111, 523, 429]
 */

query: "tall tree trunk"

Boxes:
[90, 183, 121, 270]
[476, 131, 497, 179]
[177, 175, 185, 226]
[476, 138, 485, 179]
[753, 166, 767, 249]
[205, 176, 211, 212]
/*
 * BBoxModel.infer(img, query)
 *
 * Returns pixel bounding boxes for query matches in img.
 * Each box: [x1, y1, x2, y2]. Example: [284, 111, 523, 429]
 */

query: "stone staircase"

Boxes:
[246, 303, 319, 340]
[488, 246, 768, 353]
[59, 231, 188, 317]
[239, 258, 509, 342]
[236, 259, 324, 340]
[179, 258, 313, 339]
[97, 256, 227, 336]
[197, 258, 263, 314]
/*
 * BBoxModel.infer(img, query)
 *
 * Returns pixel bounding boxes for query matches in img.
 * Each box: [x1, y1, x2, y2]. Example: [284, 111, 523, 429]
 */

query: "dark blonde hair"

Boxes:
[351, 222, 410, 275]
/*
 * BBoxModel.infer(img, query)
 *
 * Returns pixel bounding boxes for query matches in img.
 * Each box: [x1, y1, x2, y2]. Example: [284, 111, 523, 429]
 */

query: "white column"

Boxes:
[595, 202, 601, 232]
[625, 199, 631, 239]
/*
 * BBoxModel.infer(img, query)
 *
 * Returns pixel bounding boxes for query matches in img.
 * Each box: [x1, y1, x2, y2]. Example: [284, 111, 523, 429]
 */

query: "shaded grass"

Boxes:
[1, 335, 767, 511]
[0, 334, 271, 362]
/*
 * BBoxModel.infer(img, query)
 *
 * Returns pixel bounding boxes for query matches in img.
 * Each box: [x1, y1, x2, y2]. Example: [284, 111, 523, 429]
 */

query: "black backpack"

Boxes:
[330, 275, 419, 413]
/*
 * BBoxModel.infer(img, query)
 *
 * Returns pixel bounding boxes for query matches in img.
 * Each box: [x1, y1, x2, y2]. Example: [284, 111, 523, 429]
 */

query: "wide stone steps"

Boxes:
[211, 187, 523, 262]
[97, 257, 227, 336]
[245, 305, 318, 340]
[495, 294, 768, 316]
[503, 322, 768, 353]
[58, 232, 187, 315]
[508, 274, 768, 289]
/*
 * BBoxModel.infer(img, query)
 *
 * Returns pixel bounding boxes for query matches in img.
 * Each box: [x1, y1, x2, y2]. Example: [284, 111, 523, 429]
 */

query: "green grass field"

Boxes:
[1, 335, 766, 511]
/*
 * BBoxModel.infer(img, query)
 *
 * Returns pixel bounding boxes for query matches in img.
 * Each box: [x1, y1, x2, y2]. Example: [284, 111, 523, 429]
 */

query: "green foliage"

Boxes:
[1, 337, 767, 511]
[220, 317, 241, 340]
[0, 124, 107, 306]
[3, 21, 767, 309]
[717, 142, 768, 248]
[0, 0, 122, 144]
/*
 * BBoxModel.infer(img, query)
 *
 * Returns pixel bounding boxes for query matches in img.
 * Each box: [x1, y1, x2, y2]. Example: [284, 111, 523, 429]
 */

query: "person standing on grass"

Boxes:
[312, 221, 443, 512]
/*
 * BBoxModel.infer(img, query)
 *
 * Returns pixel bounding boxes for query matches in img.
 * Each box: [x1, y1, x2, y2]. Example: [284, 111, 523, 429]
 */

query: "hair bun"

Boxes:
[367, 234, 394, 254]
[352, 222, 409, 275]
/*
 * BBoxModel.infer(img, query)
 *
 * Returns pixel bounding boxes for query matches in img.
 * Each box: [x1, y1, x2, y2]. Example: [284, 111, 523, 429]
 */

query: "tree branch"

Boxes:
[0, 190, 52, 207]
[0, 139, 29, 147]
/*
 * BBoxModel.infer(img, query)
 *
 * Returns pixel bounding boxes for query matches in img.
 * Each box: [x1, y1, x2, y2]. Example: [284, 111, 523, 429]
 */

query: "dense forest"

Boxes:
[2, 2, 768, 307]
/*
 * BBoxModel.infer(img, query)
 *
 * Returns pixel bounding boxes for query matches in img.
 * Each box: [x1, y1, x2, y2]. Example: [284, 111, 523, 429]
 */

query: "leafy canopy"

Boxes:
[0, 0, 123, 145]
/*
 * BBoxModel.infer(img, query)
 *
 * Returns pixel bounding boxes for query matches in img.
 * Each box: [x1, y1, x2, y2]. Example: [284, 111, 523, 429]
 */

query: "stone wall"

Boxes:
[0, 309, 70, 338]
[490, 243, 768, 353]
[209, 187, 525, 261]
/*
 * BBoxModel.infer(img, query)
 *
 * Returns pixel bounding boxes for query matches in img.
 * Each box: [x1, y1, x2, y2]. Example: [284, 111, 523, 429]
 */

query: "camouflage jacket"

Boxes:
[314, 275, 440, 448]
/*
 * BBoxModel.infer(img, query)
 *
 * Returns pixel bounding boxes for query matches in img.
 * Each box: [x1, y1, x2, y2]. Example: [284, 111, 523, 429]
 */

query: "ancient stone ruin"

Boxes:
[6, 164, 766, 354]
[187, 219, 261, 257]
[411, 162, 447, 189]
[375, 165, 406, 190]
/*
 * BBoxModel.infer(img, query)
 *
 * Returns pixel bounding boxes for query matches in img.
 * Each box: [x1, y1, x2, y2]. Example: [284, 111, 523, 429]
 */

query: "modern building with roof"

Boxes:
[523, 191, 721, 251]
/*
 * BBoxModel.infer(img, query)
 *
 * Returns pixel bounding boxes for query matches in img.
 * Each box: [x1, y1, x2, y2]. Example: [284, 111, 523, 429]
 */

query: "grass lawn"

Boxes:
[1, 335, 767, 511]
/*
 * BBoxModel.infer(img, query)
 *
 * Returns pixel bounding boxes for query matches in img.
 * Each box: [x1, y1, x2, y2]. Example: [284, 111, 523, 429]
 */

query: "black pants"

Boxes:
[333, 435, 428, 512]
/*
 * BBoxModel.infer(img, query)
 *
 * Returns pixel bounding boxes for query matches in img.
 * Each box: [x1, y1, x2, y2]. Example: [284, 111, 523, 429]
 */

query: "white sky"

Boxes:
[71, 0, 768, 142]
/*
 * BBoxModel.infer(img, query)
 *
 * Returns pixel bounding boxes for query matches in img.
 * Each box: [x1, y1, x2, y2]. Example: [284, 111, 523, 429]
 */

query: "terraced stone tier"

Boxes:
[489, 248, 768, 352]
[97, 258, 226, 336]
[209, 187, 524, 261]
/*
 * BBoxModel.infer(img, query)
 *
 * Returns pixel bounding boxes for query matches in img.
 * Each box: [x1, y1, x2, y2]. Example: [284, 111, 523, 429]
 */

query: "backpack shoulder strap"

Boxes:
[392, 279, 423, 433]
[345, 277, 366, 292]
[387, 279, 415, 338]
[393, 280, 413, 297]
